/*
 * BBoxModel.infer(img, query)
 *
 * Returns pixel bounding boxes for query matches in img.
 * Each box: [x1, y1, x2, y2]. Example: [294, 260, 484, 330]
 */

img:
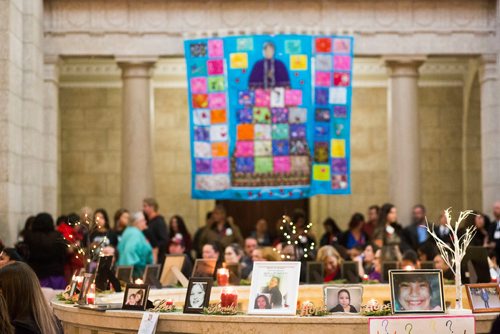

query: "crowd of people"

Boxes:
[1, 199, 500, 332]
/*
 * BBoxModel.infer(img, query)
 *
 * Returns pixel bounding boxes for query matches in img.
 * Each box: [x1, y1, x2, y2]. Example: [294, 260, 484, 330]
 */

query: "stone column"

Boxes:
[385, 57, 425, 226]
[43, 55, 61, 215]
[478, 55, 500, 213]
[117, 56, 158, 211]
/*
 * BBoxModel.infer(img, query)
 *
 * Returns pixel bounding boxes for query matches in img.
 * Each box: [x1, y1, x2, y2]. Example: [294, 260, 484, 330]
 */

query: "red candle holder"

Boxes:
[220, 287, 238, 308]
[86, 283, 95, 305]
[217, 268, 229, 286]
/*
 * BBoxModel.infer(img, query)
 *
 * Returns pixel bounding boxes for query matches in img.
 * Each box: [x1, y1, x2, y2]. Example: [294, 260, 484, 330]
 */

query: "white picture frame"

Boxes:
[248, 261, 301, 315]
[324, 285, 363, 314]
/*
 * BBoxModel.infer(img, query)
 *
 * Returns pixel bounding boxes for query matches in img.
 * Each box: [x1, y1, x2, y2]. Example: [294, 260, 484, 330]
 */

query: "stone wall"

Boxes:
[59, 87, 122, 217]
[0, 0, 46, 245]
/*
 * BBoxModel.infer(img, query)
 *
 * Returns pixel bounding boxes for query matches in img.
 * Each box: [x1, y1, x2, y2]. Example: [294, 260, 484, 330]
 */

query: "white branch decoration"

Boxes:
[425, 208, 476, 311]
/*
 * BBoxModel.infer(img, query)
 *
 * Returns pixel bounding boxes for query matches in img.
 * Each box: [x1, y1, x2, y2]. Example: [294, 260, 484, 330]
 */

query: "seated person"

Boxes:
[433, 254, 454, 280]
[316, 245, 342, 282]
[400, 249, 420, 270]
[0, 248, 23, 269]
[330, 289, 357, 313]
[168, 235, 193, 279]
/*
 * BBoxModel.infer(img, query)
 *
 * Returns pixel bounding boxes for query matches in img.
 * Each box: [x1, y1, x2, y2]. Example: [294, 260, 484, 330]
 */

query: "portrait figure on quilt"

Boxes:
[249, 42, 290, 90]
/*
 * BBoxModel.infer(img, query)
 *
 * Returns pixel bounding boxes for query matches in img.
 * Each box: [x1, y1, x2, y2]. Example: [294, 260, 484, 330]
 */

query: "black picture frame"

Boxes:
[95, 255, 114, 291]
[143, 264, 162, 288]
[78, 273, 95, 304]
[191, 259, 217, 278]
[306, 261, 324, 284]
[183, 278, 213, 314]
[226, 263, 241, 285]
[389, 269, 445, 314]
[122, 284, 150, 311]
[341, 261, 360, 283]
[382, 261, 399, 283]
[115, 265, 134, 283]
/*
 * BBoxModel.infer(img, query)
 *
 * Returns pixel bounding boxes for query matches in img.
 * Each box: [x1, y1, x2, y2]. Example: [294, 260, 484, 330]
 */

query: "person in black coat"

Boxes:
[143, 198, 169, 267]
[24, 213, 67, 289]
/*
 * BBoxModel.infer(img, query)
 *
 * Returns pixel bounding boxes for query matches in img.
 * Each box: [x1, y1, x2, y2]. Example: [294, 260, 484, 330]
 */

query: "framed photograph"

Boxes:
[248, 261, 301, 315]
[306, 261, 324, 284]
[324, 285, 363, 313]
[160, 255, 186, 286]
[115, 265, 134, 283]
[226, 263, 241, 285]
[389, 269, 445, 314]
[68, 276, 79, 297]
[183, 278, 213, 314]
[95, 255, 113, 291]
[122, 284, 150, 311]
[191, 259, 217, 278]
[143, 264, 161, 286]
[465, 283, 500, 313]
[78, 273, 95, 304]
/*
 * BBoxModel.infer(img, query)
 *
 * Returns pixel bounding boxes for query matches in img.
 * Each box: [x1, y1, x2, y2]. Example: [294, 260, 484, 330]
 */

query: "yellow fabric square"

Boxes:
[331, 139, 345, 158]
[313, 165, 330, 181]
[230, 53, 248, 69]
[290, 55, 308, 70]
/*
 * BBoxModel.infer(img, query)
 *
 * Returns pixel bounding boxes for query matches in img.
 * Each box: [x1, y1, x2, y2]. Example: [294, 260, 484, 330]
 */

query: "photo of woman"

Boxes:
[324, 286, 363, 314]
[329, 289, 357, 313]
[189, 282, 206, 308]
[254, 294, 272, 309]
[183, 278, 213, 314]
[122, 284, 150, 310]
[261, 276, 282, 308]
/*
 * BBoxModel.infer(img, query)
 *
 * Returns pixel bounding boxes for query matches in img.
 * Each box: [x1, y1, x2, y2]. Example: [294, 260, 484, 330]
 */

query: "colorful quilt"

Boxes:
[185, 35, 353, 200]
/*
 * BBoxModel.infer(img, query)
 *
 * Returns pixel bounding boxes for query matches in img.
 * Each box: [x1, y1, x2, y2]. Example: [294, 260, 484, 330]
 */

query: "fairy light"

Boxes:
[273, 214, 316, 261]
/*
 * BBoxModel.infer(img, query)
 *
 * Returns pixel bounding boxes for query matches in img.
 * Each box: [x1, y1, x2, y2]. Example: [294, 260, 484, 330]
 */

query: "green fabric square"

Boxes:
[255, 157, 273, 173]
[272, 124, 289, 140]
[285, 40, 301, 54]
[237, 37, 254, 51]
[208, 76, 225, 92]
[253, 107, 271, 124]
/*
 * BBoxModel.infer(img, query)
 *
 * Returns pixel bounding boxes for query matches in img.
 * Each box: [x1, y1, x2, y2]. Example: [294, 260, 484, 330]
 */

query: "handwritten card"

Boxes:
[369, 315, 475, 334]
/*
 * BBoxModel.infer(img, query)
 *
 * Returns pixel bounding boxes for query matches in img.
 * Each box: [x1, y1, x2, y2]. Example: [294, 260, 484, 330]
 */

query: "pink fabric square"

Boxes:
[212, 158, 229, 174]
[333, 55, 351, 71]
[235, 141, 254, 157]
[190, 77, 207, 94]
[207, 59, 224, 75]
[315, 72, 331, 87]
[273, 156, 291, 173]
[208, 93, 226, 109]
[208, 39, 224, 58]
[285, 89, 302, 106]
[254, 89, 270, 107]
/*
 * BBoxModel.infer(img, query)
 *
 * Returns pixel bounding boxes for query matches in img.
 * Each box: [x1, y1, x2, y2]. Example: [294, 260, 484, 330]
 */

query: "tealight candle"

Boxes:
[86, 283, 95, 304]
[217, 268, 229, 286]
[220, 287, 238, 308]
[362, 274, 369, 281]
[135, 278, 144, 284]
[166, 298, 173, 306]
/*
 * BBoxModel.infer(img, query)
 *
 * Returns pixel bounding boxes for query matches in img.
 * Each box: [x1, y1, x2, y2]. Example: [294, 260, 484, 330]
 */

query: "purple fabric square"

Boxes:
[290, 140, 308, 155]
[238, 90, 255, 105]
[315, 108, 331, 122]
[333, 105, 347, 118]
[194, 126, 209, 141]
[332, 158, 348, 174]
[314, 124, 329, 137]
[272, 140, 289, 156]
[195, 158, 211, 173]
[238, 108, 253, 123]
[315, 88, 329, 106]
[290, 124, 306, 139]
[271, 108, 289, 123]
[235, 157, 254, 173]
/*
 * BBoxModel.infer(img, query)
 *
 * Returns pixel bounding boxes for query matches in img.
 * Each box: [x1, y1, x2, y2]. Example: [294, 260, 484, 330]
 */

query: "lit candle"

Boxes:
[76, 275, 84, 290]
[403, 265, 414, 271]
[220, 287, 238, 308]
[362, 274, 369, 281]
[135, 278, 144, 284]
[166, 298, 173, 306]
[217, 268, 229, 286]
[86, 283, 95, 304]
[368, 299, 378, 307]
